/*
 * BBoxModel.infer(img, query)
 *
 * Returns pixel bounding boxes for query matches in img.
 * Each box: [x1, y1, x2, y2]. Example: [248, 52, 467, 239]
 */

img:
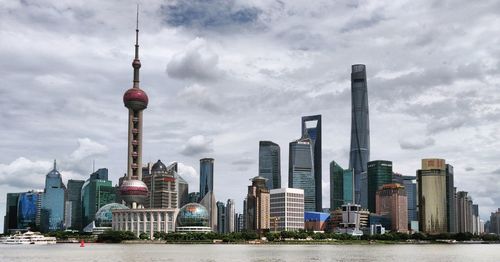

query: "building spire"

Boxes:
[53, 159, 57, 170]
[132, 4, 141, 88]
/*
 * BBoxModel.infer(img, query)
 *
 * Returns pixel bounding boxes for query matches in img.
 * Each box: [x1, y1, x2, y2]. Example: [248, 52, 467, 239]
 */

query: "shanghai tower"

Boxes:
[348, 64, 370, 207]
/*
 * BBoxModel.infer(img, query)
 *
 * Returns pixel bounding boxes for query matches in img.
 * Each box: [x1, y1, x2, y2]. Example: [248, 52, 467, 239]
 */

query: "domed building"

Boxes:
[96, 203, 129, 227]
[176, 203, 212, 233]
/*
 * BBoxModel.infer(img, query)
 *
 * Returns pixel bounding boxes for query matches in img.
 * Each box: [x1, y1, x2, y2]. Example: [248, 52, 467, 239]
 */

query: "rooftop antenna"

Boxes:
[132, 4, 141, 88]
[92, 160, 95, 173]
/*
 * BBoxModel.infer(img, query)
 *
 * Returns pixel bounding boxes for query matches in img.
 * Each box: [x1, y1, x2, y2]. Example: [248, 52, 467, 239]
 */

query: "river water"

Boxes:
[0, 243, 499, 261]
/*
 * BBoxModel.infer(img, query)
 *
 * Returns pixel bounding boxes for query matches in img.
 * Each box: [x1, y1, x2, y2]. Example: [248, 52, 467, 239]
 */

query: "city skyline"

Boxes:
[1, 0, 500, 231]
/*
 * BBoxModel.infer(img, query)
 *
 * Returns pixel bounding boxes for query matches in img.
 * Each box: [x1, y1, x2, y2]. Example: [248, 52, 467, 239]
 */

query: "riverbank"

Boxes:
[118, 239, 500, 245]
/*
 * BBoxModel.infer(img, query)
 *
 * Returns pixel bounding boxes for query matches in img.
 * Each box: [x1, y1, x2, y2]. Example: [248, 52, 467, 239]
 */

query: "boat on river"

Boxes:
[1, 231, 56, 245]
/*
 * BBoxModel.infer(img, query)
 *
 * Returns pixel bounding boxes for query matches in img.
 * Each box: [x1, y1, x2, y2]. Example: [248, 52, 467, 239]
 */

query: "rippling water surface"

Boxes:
[1, 243, 499, 262]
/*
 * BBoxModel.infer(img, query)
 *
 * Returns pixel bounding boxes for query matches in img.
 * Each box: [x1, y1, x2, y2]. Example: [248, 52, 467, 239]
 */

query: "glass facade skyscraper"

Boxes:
[66, 179, 85, 230]
[81, 168, 116, 227]
[289, 137, 315, 212]
[446, 164, 456, 233]
[17, 190, 43, 230]
[301, 115, 322, 212]
[348, 64, 370, 206]
[41, 161, 66, 232]
[367, 160, 393, 213]
[199, 158, 214, 200]
[258, 141, 281, 190]
[402, 176, 418, 224]
[329, 161, 354, 211]
[4, 192, 20, 233]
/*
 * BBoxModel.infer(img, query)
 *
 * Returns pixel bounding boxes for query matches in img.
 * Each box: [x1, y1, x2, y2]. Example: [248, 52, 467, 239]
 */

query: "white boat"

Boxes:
[1, 231, 57, 245]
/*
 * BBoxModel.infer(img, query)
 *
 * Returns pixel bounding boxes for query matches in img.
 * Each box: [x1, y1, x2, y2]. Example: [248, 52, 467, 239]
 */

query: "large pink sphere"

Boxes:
[123, 88, 148, 110]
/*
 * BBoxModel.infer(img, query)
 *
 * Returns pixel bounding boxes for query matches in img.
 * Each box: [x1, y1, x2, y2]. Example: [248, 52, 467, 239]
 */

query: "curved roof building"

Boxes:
[176, 203, 211, 233]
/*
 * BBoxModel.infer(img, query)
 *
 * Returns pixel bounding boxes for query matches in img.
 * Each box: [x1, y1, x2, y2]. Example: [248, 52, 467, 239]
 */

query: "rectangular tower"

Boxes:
[258, 141, 281, 190]
[289, 137, 315, 212]
[301, 115, 322, 212]
[270, 188, 304, 232]
[199, 158, 214, 200]
[330, 161, 354, 211]
[348, 64, 370, 206]
[367, 160, 393, 213]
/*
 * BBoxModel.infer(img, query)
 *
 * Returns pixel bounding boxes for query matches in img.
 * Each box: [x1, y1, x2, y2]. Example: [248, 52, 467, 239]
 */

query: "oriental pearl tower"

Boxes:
[119, 9, 149, 209]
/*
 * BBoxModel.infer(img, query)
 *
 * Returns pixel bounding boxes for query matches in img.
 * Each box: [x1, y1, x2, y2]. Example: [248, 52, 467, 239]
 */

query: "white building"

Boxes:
[226, 199, 236, 233]
[270, 188, 304, 232]
[112, 208, 178, 239]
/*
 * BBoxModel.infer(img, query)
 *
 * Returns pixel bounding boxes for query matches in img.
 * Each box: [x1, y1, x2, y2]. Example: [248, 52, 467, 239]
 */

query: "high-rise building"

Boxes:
[199, 158, 214, 200]
[235, 213, 244, 232]
[348, 64, 370, 206]
[4, 192, 21, 233]
[17, 190, 43, 230]
[456, 191, 474, 233]
[472, 204, 480, 235]
[334, 203, 369, 236]
[258, 141, 281, 190]
[176, 172, 189, 208]
[301, 115, 322, 212]
[143, 160, 178, 209]
[367, 160, 393, 213]
[245, 176, 270, 233]
[375, 183, 408, 233]
[199, 191, 217, 232]
[270, 188, 304, 232]
[41, 161, 66, 232]
[489, 208, 500, 235]
[401, 176, 417, 226]
[216, 201, 226, 233]
[445, 164, 456, 233]
[119, 10, 149, 209]
[188, 192, 200, 203]
[330, 161, 354, 211]
[226, 199, 236, 233]
[417, 158, 448, 234]
[289, 137, 315, 212]
[66, 180, 84, 230]
[81, 168, 116, 227]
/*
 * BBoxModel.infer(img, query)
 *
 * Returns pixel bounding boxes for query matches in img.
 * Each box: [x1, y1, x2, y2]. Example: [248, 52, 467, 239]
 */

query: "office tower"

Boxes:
[199, 158, 214, 200]
[445, 164, 456, 233]
[456, 191, 474, 233]
[188, 192, 200, 203]
[242, 199, 247, 229]
[301, 115, 322, 212]
[334, 203, 369, 235]
[375, 184, 408, 233]
[17, 190, 43, 230]
[4, 193, 21, 233]
[472, 204, 480, 235]
[66, 180, 84, 230]
[270, 188, 304, 232]
[348, 64, 370, 206]
[143, 160, 178, 209]
[226, 199, 236, 233]
[216, 201, 226, 233]
[490, 208, 500, 235]
[330, 161, 354, 211]
[401, 176, 417, 226]
[258, 141, 281, 190]
[367, 160, 393, 213]
[176, 172, 189, 208]
[245, 176, 270, 233]
[41, 160, 66, 232]
[81, 168, 116, 227]
[417, 158, 448, 234]
[199, 191, 217, 231]
[289, 137, 315, 212]
[119, 11, 149, 209]
[235, 213, 244, 232]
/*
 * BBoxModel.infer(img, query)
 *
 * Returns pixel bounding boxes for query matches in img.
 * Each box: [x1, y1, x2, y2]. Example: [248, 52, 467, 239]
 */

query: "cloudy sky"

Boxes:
[1, 0, 500, 230]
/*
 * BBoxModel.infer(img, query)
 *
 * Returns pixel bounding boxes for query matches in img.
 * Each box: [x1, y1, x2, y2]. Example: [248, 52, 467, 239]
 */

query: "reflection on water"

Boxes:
[0, 244, 499, 262]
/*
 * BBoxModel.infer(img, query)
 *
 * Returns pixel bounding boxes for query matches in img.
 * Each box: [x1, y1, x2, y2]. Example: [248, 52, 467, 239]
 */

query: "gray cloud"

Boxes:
[180, 135, 214, 156]
[465, 167, 475, 172]
[399, 138, 436, 150]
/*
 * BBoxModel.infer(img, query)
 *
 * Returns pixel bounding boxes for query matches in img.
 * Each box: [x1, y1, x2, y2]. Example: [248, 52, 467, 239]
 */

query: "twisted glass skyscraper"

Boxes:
[348, 64, 370, 207]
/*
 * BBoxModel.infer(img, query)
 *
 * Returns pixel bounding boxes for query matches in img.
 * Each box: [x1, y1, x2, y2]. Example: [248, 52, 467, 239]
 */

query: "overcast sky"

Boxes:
[1, 0, 500, 231]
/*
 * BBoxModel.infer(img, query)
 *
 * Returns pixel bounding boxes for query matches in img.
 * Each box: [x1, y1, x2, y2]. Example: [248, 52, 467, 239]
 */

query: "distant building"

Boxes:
[456, 191, 473, 233]
[375, 183, 408, 233]
[270, 188, 304, 232]
[489, 209, 500, 235]
[400, 176, 418, 228]
[259, 141, 281, 190]
[235, 213, 244, 232]
[143, 160, 178, 209]
[216, 201, 226, 233]
[199, 191, 217, 231]
[289, 137, 315, 212]
[199, 158, 214, 200]
[330, 161, 354, 211]
[4, 192, 21, 233]
[417, 158, 448, 234]
[175, 203, 211, 233]
[188, 192, 200, 203]
[17, 190, 43, 230]
[245, 176, 270, 233]
[348, 64, 370, 206]
[446, 164, 456, 233]
[226, 199, 236, 233]
[176, 172, 189, 208]
[304, 212, 329, 232]
[367, 160, 393, 213]
[81, 168, 116, 228]
[334, 203, 369, 236]
[301, 115, 322, 212]
[66, 179, 85, 230]
[41, 161, 66, 232]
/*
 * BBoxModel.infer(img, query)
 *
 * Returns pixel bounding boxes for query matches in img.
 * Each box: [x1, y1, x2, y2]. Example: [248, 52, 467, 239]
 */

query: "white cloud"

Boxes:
[69, 138, 108, 162]
[180, 135, 214, 156]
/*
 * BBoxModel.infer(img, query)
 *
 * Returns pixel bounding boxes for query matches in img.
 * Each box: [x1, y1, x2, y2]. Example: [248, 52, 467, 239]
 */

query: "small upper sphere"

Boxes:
[123, 88, 148, 110]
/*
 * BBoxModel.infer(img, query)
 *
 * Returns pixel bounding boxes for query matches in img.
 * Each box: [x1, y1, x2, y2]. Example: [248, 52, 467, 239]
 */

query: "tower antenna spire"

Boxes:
[132, 4, 141, 88]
